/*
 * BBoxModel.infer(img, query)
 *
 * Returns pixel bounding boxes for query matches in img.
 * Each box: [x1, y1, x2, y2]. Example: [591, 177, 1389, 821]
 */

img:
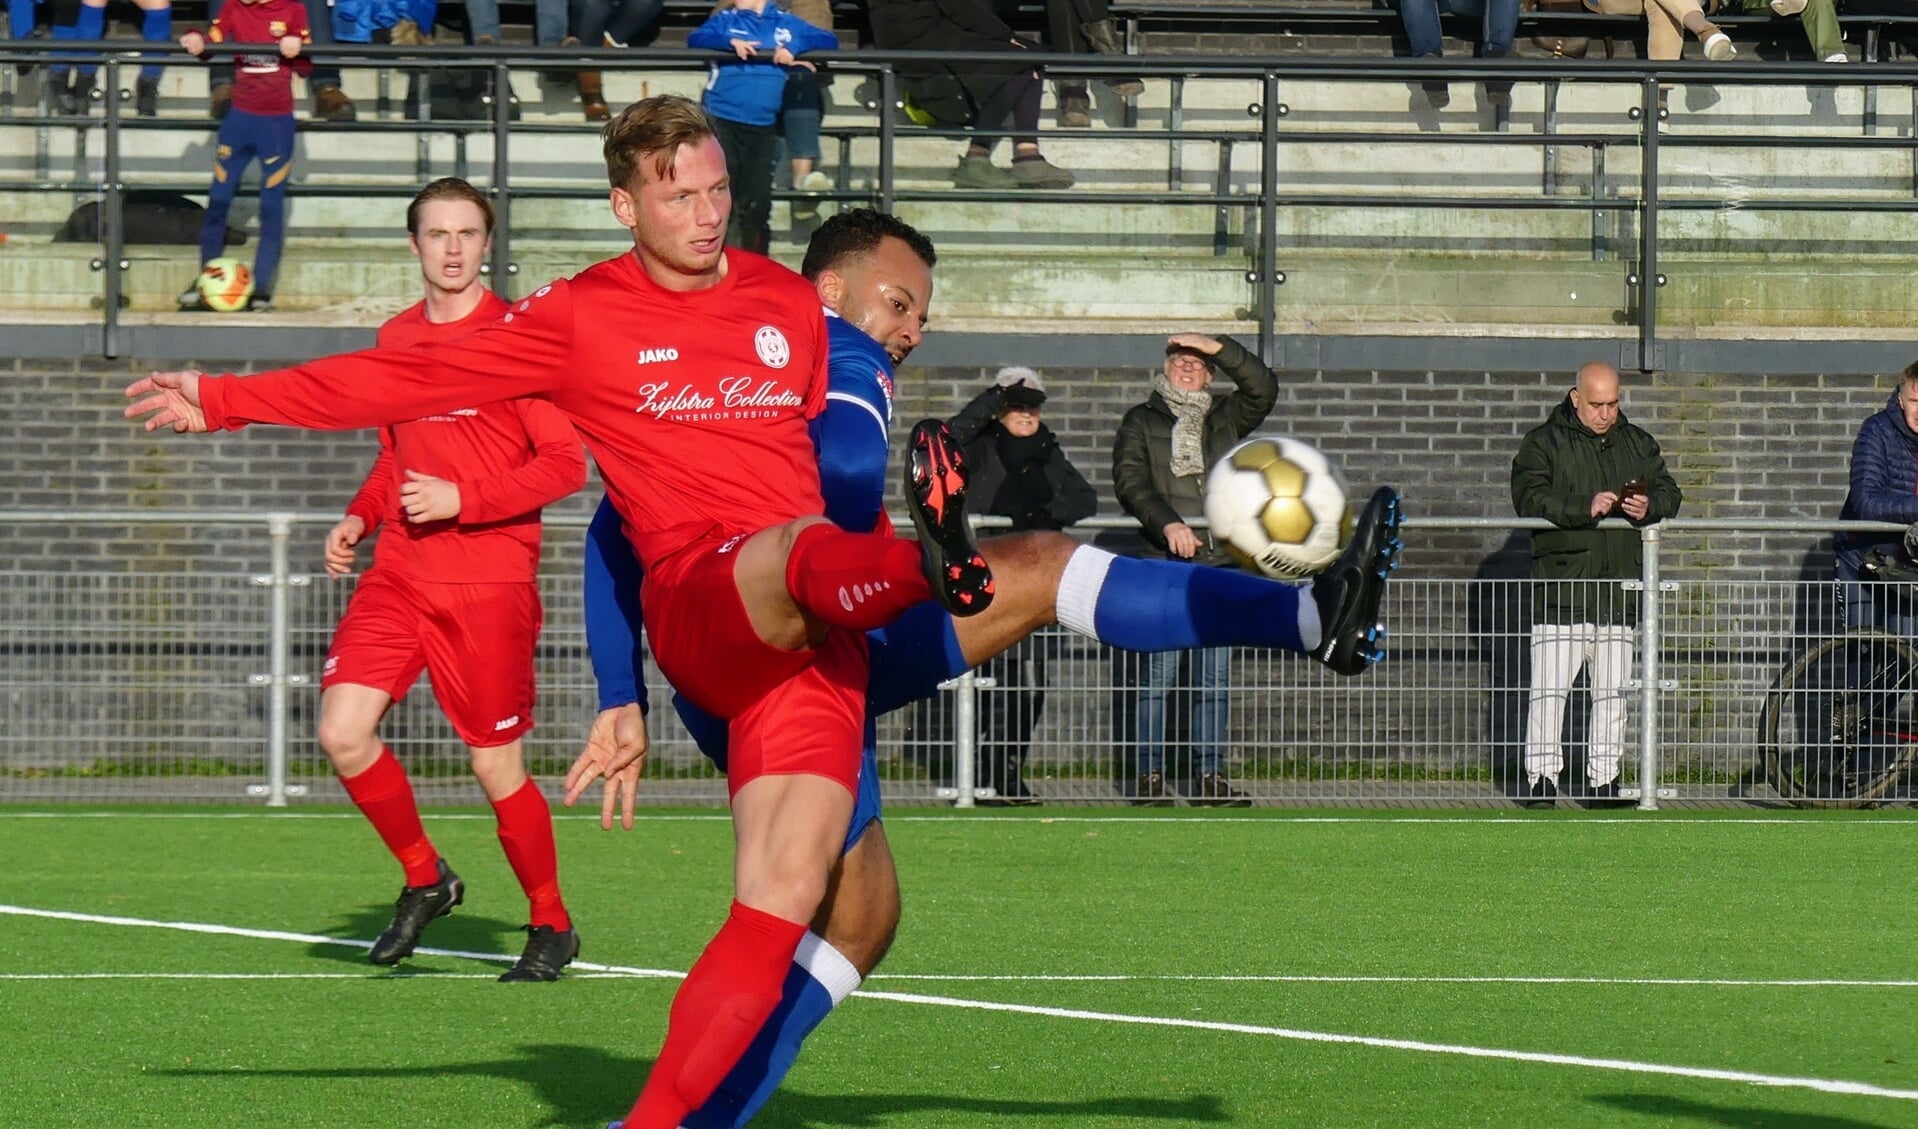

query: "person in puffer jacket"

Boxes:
[1837, 364, 1918, 635]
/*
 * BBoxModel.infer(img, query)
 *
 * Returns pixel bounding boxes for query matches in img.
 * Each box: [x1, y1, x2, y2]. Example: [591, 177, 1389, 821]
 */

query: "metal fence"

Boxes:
[9, 41, 1918, 370]
[5, 510, 1914, 809]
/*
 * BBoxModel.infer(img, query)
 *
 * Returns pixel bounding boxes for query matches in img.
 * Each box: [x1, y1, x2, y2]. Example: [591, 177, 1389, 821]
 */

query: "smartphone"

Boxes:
[1620, 478, 1647, 499]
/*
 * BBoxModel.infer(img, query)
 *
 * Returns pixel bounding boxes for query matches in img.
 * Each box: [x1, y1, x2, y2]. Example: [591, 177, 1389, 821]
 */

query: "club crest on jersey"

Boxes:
[635, 347, 680, 365]
[876, 369, 895, 406]
[754, 325, 791, 369]
[268, 20, 287, 35]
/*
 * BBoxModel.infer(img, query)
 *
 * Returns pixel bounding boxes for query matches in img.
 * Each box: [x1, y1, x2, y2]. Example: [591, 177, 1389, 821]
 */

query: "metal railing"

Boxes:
[7, 43, 1918, 366]
[4, 509, 1912, 809]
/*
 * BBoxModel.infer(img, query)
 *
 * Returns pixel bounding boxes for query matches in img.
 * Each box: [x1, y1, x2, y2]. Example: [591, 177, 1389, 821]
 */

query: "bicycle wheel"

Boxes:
[1759, 630, 1918, 808]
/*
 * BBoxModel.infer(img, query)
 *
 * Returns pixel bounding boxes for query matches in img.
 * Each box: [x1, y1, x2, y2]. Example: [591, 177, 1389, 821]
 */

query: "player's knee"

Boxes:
[737, 854, 833, 923]
[315, 717, 377, 766]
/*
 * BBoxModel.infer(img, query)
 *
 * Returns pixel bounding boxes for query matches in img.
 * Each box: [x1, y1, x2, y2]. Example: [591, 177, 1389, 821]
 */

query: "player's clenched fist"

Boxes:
[124, 371, 208, 433]
[324, 515, 365, 578]
[399, 470, 461, 523]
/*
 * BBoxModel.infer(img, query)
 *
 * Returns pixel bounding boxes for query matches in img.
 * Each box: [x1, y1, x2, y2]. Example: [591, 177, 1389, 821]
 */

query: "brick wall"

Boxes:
[0, 354, 1891, 580]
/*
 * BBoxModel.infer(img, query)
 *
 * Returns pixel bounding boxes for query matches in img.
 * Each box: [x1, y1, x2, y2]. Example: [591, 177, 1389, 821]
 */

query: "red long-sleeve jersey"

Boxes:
[204, 0, 314, 116]
[341, 291, 586, 584]
[202, 249, 830, 567]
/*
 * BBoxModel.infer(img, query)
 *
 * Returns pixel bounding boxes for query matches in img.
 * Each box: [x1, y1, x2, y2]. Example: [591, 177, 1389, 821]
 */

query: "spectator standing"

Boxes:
[1111, 334, 1278, 806]
[779, 0, 836, 237]
[44, 0, 173, 116]
[176, 0, 311, 311]
[947, 366, 1098, 805]
[207, 0, 355, 120]
[866, 0, 1075, 189]
[1835, 363, 1918, 636]
[1510, 362, 1681, 809]
[687, 0, 837, 253]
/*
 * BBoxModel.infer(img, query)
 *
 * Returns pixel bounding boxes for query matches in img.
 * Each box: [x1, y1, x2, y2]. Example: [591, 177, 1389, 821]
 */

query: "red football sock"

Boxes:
[783, 523, 933, 632]
[339, 748, 441, 888]
[622, 901, 808, 1128]
[491, 778, 570, 932]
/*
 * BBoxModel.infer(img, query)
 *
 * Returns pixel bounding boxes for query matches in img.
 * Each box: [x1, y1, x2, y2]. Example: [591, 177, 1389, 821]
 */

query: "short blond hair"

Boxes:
[601, 95, 718, 189]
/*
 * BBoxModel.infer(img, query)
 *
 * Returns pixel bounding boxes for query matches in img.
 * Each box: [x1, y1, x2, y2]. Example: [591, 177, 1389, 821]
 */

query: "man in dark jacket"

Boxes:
[1510, 362, 1681, 809]
[1836, 364, 1918, 636]
[1111, 333, 1279, 805]
[946, 366, 1098, 804]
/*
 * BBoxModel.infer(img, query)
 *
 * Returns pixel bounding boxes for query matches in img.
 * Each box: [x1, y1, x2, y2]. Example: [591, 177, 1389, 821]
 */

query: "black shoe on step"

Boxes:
[905, 419, 994, 617]
[1130, 770, 1172, 807]
[499, 924, 580, 982]
[1311, 486, 1404, 676]
[1521, 775, 1557, 810]
[1190, 771, 1253, 808]
[135, 75, 159, 118]
[368, 859, 463, 965]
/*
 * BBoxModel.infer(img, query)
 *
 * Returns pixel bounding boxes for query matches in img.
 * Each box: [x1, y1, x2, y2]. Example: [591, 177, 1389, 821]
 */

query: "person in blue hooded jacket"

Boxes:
[1837, 364, 1918, 636]
[686, 0, 837, 254]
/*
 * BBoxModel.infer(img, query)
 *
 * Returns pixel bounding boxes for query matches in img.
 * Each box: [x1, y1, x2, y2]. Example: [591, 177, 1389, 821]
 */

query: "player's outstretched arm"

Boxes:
[124, 371, 207, 433]
[127, 283, 576, 435]
[564, 703, 648, 831]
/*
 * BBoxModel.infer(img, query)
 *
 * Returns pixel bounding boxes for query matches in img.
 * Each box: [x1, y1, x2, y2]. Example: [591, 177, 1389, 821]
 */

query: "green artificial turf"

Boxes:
[1, 808, 1915, 1127]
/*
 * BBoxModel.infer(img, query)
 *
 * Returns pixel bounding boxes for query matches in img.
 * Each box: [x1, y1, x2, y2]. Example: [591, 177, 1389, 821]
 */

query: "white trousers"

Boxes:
[1525, 622, 1635, 786]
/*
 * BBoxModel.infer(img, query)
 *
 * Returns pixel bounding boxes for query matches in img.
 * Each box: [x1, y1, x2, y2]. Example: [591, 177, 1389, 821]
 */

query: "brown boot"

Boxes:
[577, 71, 610, 122]
[312, 84, 357, 122]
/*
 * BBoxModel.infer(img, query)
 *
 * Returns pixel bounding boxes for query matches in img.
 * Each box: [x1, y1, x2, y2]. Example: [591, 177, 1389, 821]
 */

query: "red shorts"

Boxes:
[322, 570, 541, 747]
[644, 531, 867, 794]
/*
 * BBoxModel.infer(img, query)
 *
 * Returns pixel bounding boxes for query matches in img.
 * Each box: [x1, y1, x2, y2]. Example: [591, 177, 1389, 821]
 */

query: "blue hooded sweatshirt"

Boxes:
[686, 2, 838, 126]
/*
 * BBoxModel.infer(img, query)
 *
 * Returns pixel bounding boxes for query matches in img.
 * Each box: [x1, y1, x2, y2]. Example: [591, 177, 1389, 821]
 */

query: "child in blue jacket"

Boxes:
[687, 0, 837, 253]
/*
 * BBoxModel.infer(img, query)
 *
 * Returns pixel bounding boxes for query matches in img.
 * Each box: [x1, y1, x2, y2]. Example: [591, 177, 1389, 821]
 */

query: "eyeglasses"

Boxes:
[1166, 353, 1209, 369]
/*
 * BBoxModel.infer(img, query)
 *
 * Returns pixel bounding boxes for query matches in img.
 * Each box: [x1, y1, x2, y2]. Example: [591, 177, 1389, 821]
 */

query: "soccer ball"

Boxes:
[1203, 436, 1352, 580]
[197, 258, 255, 312]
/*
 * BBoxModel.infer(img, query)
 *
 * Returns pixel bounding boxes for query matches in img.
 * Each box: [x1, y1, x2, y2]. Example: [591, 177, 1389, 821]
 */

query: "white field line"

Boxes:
[854, 988, 1918, 1102]
[4, 811, 1918, 826]
[868, 973, 1918, 987]
[0, 904, 683, 979]
[3, 902, 1915, 1103]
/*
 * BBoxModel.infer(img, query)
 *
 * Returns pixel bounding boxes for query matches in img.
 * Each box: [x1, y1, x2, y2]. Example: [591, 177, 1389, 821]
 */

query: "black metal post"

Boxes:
[1637, 76, 1659, 372]
[878, 66, 896, 213]
[1542, 78, 1560, 196]
[491, 59, 513, 298]
[102, 57, 123, 359]
[1258, 70, 1279, 366]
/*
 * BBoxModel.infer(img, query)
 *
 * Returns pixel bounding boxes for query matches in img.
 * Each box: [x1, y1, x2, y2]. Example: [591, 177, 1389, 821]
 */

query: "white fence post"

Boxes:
[1637, 522, 1662, 811]
[265, 514, 293, 808]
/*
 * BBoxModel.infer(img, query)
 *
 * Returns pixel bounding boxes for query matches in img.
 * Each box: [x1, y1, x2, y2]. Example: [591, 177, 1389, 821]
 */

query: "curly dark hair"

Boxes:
[800, 208, 937, 280]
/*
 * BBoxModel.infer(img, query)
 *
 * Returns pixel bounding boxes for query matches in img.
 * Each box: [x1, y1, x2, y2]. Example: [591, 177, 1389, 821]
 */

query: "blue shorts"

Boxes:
[673, 598, 967, 854]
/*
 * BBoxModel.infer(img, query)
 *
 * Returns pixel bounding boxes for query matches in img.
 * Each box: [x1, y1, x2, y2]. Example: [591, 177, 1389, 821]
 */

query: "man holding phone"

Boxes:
[1510, 362, 1682, 808]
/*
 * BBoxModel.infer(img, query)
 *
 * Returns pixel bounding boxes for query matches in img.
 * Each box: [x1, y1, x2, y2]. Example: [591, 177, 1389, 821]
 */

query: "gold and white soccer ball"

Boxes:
[1203, 436, 1352, 580]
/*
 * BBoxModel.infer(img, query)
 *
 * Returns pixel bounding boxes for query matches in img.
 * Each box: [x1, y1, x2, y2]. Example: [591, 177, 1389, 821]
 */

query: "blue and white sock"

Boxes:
[682, 931, 862, 1129]
[1056, 545, 1320, 654]
[138, 6, 170, 82]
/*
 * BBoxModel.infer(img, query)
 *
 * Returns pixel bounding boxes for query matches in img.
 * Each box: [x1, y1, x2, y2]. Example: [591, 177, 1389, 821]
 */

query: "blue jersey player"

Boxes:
[567, 209, 1405, 1128]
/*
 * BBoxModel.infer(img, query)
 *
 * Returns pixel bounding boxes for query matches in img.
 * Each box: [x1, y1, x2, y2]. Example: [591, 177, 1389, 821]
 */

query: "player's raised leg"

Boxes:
[961, 485, 1405, 674]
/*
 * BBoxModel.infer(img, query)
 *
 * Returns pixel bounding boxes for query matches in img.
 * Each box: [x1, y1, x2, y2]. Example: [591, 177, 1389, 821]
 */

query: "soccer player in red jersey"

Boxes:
[126, 95, 992, 1128]
[320, 178, 588, 982]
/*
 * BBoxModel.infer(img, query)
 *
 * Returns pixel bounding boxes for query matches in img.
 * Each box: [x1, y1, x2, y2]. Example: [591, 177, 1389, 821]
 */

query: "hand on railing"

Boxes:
[324, 515, 365, 578]
[564, 703, 649, 830]
[124, 372, 208, 433]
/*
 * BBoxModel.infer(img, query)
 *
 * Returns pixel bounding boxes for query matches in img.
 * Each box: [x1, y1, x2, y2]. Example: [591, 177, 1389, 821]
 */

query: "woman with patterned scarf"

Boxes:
[1111, 333, 1279, 806]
